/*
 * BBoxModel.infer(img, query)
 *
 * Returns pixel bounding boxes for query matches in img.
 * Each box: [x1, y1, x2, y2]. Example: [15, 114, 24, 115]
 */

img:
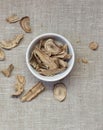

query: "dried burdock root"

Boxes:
[44, 39, 61, 55]
[81, 58, 88, 64]
[29, 38, 72, 76]
[20, 16, 31, 33]
[53, 83, 67, 102]
[77, 57, 88, 64]
[6, 14, 20, 23]
[89, 42, 98, 50]
[1, 64, 14, 77]
[0, 34, 24, 50]
[12, 75, 26, 97]
[0, 48, 5, 61]
[21, 82, 45, 102]
[39, 67, 66, 76]
[58, 59, 68, 68]
[34, 48, 58, 70]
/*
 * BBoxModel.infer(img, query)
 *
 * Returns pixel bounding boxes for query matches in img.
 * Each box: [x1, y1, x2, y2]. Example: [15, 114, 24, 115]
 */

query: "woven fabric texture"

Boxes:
[0, 0, 103, 130]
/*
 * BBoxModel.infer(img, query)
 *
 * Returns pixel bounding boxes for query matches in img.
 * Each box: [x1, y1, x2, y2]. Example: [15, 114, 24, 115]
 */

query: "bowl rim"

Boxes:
[26, 33, 75, 82]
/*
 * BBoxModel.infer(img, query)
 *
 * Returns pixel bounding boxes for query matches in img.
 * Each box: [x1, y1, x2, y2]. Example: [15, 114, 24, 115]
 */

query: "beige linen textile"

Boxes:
[0, 0, 103, 130]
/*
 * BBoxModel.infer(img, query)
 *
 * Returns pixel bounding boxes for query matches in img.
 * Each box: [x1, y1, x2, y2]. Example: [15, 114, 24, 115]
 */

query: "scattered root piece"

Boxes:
[89, 42, 98, 50]
[12, 75, 26, 97]
[53, 83, 67, 102]
[21, 82, 45, 102]
[1, 64, 14, 77]
[6, 14, 20, 23]
[0, 48, 5, 61]
[81, 58, 88, 64]
[0, 34, 24, 50]
[77, 57, 88, 64]
[20, 16, 31, 33]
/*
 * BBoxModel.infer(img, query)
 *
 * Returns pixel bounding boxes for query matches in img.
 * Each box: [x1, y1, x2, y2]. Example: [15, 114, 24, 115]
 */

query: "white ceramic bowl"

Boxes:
[26, 33, 75, 82]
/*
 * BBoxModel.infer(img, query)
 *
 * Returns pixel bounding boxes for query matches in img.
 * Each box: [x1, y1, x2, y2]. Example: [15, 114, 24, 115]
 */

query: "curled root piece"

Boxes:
[20, 16, 31, 33]
[1, 64, 14, 77]
[21, 82, 45, 102]
[12, 75, 26, 97]
[53, 83, 67, 102]
[0, 34, 24, 50]
[6, 14, 20, 23]
[89, 42, 98, 50]
[44, 39, 61, 55]
[0, 48, 5, 61]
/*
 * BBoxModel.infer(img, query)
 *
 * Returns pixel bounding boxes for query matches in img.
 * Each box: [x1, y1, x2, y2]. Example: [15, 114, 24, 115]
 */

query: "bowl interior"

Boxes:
[26, 33, 75, 82]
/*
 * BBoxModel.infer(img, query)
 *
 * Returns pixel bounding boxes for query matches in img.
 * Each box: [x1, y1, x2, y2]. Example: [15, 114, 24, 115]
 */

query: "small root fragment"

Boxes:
[0, 48, 5, 61]
[21, 82, 45, 102]
[89, 42, 98, 50]
[20, 16, 31, 33]
[53, 83, 67, 102]
[12, 75, 26, 97]
[1, 64, 14, 77]
[0, 34, 24, 50]
[6, 14, 20, 23]
[34, 48, 58, 70]
[58, 59, 68, 68]
[81, 58, 88, 64]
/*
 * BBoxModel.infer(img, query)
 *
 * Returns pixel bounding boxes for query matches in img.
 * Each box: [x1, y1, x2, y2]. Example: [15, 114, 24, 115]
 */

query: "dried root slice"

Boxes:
[12, 75, 26, 97]
[0, 48, 5, 61]
[59, 59, 68, 68]
[53, 83, 67, 102]
[89, 42, 98, 50]
[44, 39, 61, 55]
[39, 67, 66, 76]
[6, 14, 20, 23]
[21, 82, 45, 102]
[20, 16, 31, 33]
[34, 48, 58, 69]
[53, 53, 72, 60]
[0, 34, 24, 50]
[1, 64, 14, 77]
[81, 58, 88, 64]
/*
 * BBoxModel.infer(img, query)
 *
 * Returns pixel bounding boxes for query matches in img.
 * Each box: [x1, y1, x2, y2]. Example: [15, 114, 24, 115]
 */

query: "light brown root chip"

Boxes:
[12, 75, 26, 97]
[1, 64, 14, 77]
[81, 58, 88, 64]
[34, 48, 58, 69]
[0, 34, 24, 50]
[0, 48, 5, 61]
[21, 82, 45, 102]
[89, 42, 98, 50]
[58, 59, 68, 68]
[20, 16, 31, 33]
[44, 39, 61, 55]
[53, 83, 67, 102]
[6, 14, 20, 23]
[39, 67, 66, 76]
